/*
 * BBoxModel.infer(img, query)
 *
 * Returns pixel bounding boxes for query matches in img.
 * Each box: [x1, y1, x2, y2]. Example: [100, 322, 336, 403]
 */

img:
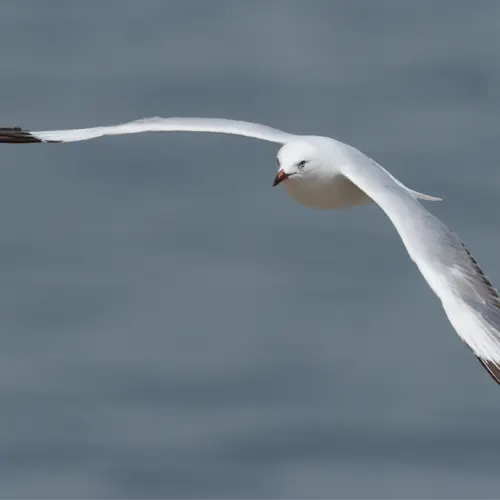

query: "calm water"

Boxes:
[1, 1, 500, 498]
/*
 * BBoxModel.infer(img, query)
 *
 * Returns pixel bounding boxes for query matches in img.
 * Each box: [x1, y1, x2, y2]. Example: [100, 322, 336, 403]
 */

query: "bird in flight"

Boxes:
[1, 116, 499, 386]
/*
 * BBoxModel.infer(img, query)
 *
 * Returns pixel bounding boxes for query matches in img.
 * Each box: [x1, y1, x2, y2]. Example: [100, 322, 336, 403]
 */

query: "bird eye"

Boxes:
[276, 157, 281, 167]
[297, 160, 307, 168]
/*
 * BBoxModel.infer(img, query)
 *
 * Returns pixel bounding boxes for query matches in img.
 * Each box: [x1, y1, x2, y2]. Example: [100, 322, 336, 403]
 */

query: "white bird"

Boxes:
[2, 116, 499, 385]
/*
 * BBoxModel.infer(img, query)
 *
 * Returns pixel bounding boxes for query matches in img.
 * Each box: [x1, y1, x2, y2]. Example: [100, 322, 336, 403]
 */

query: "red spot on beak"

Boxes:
[272, 169, 289, 187]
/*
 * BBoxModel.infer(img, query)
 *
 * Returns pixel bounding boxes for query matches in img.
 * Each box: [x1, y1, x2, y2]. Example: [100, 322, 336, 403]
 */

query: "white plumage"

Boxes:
[2, 116, 498, 385]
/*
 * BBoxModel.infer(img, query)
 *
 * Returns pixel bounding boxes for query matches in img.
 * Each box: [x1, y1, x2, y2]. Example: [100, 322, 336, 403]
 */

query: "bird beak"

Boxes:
[272, 169, 289, 187]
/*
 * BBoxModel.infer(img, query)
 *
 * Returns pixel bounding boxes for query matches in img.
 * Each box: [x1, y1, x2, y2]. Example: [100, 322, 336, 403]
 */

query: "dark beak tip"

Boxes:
[273, 170, 288, 187]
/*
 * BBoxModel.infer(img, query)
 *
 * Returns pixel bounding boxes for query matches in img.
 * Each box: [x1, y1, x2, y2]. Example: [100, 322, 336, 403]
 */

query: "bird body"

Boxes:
[2, 116, 499, 386]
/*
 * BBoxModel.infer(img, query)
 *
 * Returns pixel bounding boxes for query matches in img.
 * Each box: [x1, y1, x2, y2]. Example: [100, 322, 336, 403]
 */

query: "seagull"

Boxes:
[1, 116, 499, 386]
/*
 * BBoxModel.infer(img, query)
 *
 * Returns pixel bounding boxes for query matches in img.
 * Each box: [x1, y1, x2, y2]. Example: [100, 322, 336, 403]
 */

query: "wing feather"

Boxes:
[0, 117, 295, 145]
[334, 140, 500, 383]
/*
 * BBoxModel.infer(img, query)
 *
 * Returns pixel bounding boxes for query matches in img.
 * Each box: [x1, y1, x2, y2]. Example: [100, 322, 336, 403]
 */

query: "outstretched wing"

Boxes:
[337, 141, 500, 385]
[0, 117, 296, 145]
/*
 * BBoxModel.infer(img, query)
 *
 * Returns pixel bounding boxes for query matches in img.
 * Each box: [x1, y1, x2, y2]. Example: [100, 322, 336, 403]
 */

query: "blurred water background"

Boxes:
[1, 1, 500, 497]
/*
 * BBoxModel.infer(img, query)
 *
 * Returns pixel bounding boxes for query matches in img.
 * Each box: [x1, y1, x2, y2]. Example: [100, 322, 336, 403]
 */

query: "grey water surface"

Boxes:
[1, 1, 500, 498]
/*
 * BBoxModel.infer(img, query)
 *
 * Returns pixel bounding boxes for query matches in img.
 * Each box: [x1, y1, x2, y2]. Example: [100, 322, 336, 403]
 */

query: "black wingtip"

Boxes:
[476, 356, 500, 386]
[0, 127, 42, 144]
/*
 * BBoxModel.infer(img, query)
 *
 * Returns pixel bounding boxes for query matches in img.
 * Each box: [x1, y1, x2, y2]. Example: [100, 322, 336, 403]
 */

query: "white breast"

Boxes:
[284, 173, 372, 210]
